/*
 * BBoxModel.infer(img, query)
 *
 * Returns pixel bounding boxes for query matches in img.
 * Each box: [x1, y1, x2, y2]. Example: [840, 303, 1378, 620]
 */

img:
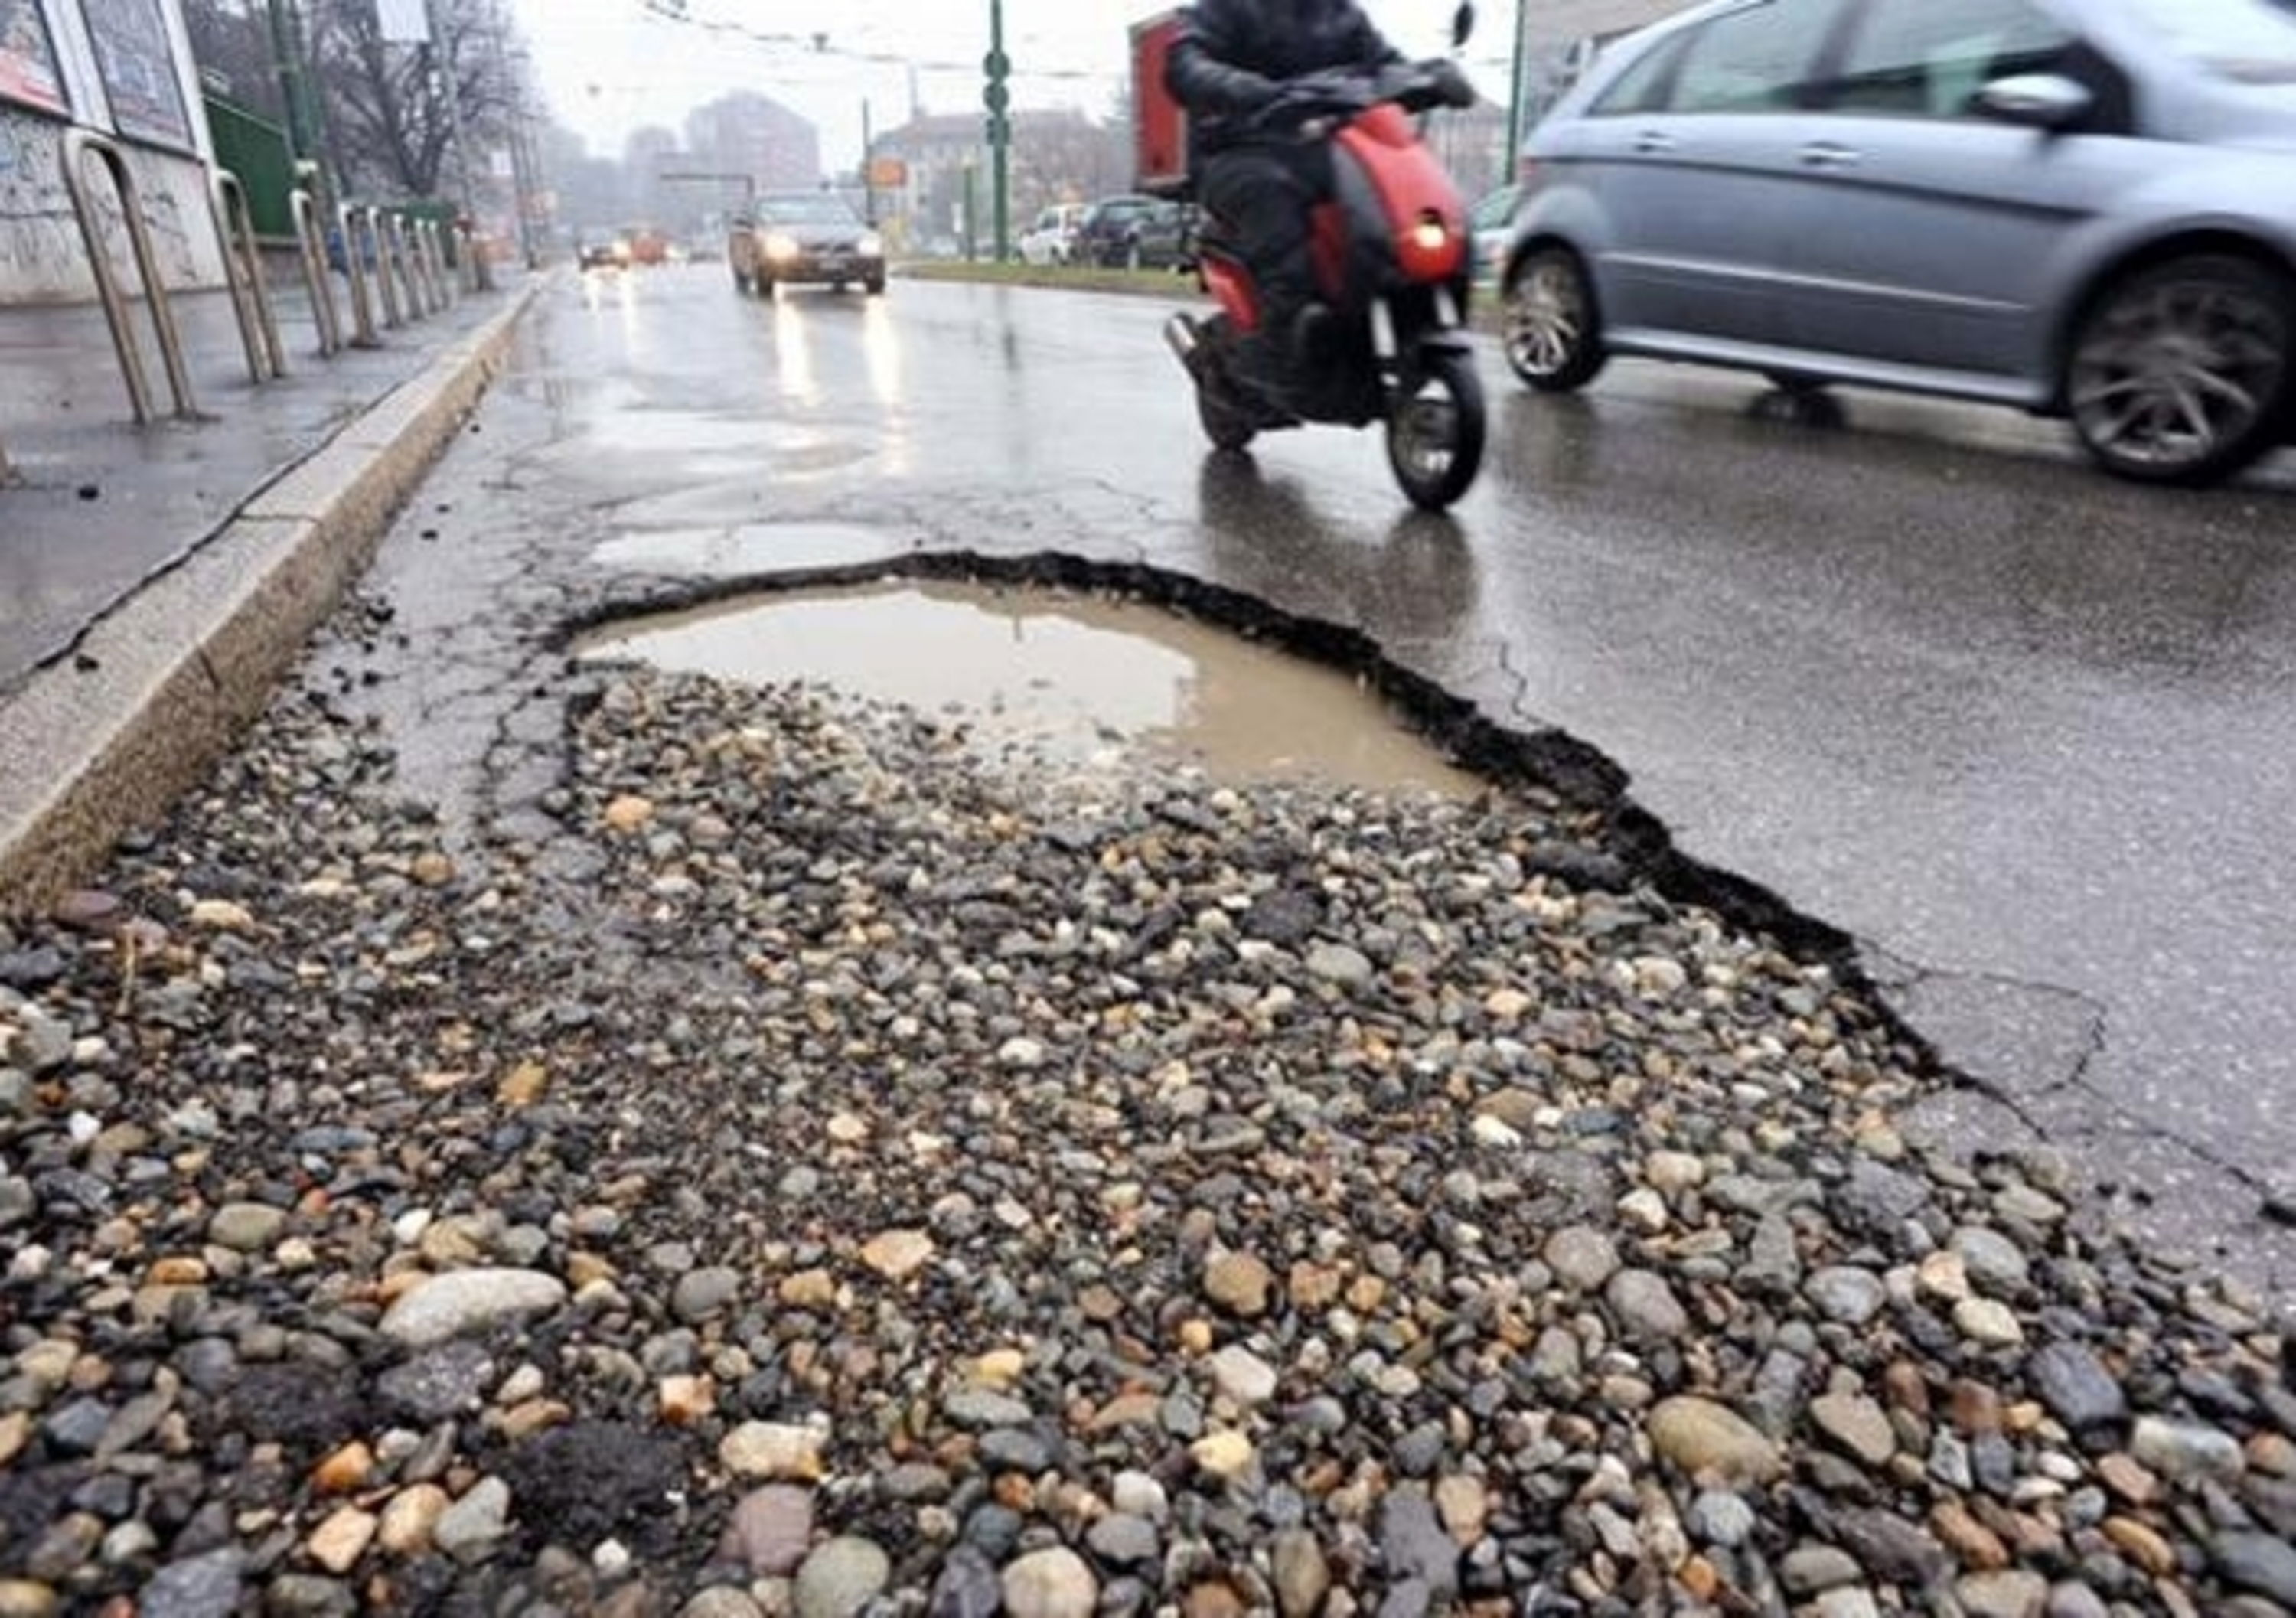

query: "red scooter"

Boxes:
[1165, 25, 1486, 511]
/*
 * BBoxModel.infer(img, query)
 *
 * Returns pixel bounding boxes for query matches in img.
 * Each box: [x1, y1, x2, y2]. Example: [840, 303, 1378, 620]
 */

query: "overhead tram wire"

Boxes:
[631, 0, 1120, 86]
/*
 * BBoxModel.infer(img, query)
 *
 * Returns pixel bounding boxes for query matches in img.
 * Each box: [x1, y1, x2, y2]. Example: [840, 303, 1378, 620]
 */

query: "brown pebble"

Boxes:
[1949, 1380, 2003, 1436]
[1882, 1360, 1932, 1417]
[1930, 1498, 2010, 1571]
[2097, 1453, 2161, 1507]
[1182, 1583, 1245, 1618]
[2102, 1516, 2177, 1578]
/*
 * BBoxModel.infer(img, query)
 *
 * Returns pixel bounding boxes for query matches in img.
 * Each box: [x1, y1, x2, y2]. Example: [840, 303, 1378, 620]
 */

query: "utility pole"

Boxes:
[266, 0, 330, 209]
[861, 97, 875, 226]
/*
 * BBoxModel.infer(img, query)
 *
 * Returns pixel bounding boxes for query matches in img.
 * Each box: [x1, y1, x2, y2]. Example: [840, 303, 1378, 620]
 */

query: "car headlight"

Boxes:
[858, 232, 883, 257]
[1411, 217, 1450, 254]
[765, 233, 801, 262]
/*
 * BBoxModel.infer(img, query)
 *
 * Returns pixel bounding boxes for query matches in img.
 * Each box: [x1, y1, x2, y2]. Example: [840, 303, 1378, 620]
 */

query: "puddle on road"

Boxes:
[576, 580, 1479, 795]
[591, 524, 912, 576]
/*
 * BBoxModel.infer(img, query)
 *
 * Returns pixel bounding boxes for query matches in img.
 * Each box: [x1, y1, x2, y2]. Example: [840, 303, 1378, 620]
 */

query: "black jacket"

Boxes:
[1165, 0, 1402, 158]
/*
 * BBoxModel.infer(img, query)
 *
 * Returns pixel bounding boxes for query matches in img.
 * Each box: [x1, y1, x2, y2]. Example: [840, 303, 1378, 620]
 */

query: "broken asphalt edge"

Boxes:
[0, 283, 540, 918]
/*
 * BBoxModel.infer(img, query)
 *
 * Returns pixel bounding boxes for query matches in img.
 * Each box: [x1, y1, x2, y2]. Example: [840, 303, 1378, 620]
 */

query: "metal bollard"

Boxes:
[367, 207, 403, 328]
[419, 221, 449, 312]
[380, 213, 419, 321]
[289, 189, 343, 357]
[426, 222, 456, 308]
[336, 204, 380, 347]
[209, 168, 286, 383]
[457, 222, 483, 295]
[59, 129, 197, 422]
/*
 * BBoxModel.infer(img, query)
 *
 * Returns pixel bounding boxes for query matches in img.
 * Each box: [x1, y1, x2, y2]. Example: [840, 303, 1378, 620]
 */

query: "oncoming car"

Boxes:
[1500, 0, 2296, 485]
[731, 194, 886, 298]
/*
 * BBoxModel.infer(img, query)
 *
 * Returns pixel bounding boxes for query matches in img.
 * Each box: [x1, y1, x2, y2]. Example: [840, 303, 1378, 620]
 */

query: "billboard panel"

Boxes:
[0, 0, 69, 116]
[84, 0, 194, 148]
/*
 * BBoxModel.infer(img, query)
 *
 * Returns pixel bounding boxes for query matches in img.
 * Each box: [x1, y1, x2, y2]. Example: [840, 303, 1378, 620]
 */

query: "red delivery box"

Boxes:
[1132, 11, 1190, 197]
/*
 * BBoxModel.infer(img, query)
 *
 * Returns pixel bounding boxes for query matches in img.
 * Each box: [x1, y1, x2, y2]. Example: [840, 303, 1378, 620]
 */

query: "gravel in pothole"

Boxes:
[2, 661, 2293, 1618]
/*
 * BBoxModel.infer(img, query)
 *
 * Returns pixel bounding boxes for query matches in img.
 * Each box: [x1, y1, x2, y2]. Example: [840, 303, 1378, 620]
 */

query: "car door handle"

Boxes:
[1799, 141, 1861, 169]
[1632, 129, 1676, 154]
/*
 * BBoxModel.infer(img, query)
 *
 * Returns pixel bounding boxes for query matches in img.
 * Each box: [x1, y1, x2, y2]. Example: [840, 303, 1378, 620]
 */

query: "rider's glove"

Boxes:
[1430, 60, 1479, 109]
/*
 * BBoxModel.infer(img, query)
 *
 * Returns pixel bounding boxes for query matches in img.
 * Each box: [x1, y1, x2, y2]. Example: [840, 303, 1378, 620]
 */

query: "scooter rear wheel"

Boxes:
[1387, 349, 1485, 511]
[1191, 316, 1257, 452]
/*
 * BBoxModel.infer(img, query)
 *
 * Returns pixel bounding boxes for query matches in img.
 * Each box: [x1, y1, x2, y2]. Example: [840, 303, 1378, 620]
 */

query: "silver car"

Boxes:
[1500, 0, 2296, 484]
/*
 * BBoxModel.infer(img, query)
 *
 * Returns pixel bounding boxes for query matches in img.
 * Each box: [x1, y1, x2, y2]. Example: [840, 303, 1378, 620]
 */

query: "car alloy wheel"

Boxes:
[2069, 256, 2294, 486]
[1504, 246, 1606, 393]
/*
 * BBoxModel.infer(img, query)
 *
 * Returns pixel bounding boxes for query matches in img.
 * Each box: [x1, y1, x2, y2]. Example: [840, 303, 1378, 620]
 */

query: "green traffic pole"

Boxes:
[1505, 0, 1529, 184]
[990, 0, 1010, 261]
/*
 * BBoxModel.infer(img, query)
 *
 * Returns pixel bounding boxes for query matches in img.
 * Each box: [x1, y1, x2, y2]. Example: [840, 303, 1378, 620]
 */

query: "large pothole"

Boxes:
[575, 579, 1480, 794]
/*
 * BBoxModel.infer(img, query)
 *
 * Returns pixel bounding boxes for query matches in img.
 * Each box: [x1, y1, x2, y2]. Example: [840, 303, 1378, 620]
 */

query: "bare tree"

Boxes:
[181, 0, 287, 123]
[308, 0, 517, 200]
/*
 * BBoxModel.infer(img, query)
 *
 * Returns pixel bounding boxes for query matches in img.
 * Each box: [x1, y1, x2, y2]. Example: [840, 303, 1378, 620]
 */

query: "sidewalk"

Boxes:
[0, 269, 536, 908]
[0, 275, 520, 693]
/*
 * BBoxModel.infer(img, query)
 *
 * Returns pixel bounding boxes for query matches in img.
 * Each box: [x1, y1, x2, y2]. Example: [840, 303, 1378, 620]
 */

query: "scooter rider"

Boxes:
[1166, 0, 1474, 389]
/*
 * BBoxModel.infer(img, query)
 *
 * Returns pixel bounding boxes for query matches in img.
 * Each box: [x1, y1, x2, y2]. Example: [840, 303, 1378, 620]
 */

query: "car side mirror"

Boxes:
[1970, 72, 2092, 130]
[1451, 3, 1476, 47]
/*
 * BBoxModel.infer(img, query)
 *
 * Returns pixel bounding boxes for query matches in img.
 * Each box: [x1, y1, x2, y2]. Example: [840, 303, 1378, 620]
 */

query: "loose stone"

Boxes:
[378, 1269, 567, 1349]
[794, 1538, 892, 1618]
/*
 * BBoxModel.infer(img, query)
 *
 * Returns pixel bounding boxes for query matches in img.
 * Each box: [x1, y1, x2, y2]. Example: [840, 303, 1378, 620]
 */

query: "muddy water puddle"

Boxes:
[576, 580, 1479, 795]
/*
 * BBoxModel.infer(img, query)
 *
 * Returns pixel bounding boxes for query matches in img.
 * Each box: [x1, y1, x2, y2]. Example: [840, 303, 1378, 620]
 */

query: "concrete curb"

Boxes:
[0, 283, 539, 916]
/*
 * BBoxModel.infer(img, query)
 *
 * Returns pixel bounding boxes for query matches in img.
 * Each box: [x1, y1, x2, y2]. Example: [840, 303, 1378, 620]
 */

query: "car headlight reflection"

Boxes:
[765, 233, 801, 262]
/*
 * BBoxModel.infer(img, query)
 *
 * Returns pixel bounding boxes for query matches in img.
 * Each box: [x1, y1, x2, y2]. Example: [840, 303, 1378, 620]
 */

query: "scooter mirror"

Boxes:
[1450, 3, 1476, 47]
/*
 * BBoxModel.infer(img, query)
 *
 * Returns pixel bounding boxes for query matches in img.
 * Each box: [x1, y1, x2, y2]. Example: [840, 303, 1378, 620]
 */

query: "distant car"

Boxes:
[731, 194, 886, 297]
[1075, 194, 1195, 271]
[1501, 0, 2296, 485]
[577, 240, 625, 272]
[1019, 203, 1090, 266]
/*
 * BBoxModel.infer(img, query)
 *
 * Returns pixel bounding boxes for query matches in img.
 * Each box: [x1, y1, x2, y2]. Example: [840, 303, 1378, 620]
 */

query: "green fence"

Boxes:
[203, 94, 297, 240]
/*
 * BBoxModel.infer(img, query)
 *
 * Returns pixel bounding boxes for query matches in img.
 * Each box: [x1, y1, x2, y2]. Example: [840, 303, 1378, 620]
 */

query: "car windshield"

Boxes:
[759, 197, 858, 225]
[2112, 0, 2296, 83]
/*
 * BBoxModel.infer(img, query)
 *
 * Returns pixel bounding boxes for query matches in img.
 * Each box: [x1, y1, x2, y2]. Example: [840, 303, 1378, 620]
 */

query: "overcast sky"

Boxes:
[510, 0, 1517, 171]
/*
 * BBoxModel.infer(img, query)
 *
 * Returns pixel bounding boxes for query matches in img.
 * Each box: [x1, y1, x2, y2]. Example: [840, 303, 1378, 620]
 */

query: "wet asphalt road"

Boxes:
[534, 264, 2296, 1288]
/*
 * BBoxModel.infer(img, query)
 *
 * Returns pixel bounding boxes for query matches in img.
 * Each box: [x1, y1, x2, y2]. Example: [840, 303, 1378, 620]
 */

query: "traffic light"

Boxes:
[982, 48, 1010, 145]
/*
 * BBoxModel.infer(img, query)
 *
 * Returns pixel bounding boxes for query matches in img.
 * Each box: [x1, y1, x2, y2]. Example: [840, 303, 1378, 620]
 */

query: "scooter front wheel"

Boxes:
[1387, 348, 1485, 511]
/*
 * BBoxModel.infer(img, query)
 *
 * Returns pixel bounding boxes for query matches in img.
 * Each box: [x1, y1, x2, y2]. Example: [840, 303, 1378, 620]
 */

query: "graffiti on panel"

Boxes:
[0, 114, 83, 289]
[0, 0, 68, 116]
[1, 109, 209, 300]
[85, 0, 191, 149]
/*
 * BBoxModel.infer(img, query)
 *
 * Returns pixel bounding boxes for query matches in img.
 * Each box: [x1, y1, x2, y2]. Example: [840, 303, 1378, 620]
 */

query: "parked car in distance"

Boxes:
[1469, 183, 1519, 288]
[1020, 204, 1091, 265]
[1074, 194, 1195, 271]
[1500, 0, 2296, 485]
[731, 194, 886, 297]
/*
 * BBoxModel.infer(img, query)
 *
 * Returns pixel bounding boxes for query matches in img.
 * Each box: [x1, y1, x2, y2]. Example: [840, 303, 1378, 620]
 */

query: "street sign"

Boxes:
[866, 157, 908, 189]
[983, 114, 1009, 146]
[983, 81, 1010, 113]
[983, 50, 1010, 79]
